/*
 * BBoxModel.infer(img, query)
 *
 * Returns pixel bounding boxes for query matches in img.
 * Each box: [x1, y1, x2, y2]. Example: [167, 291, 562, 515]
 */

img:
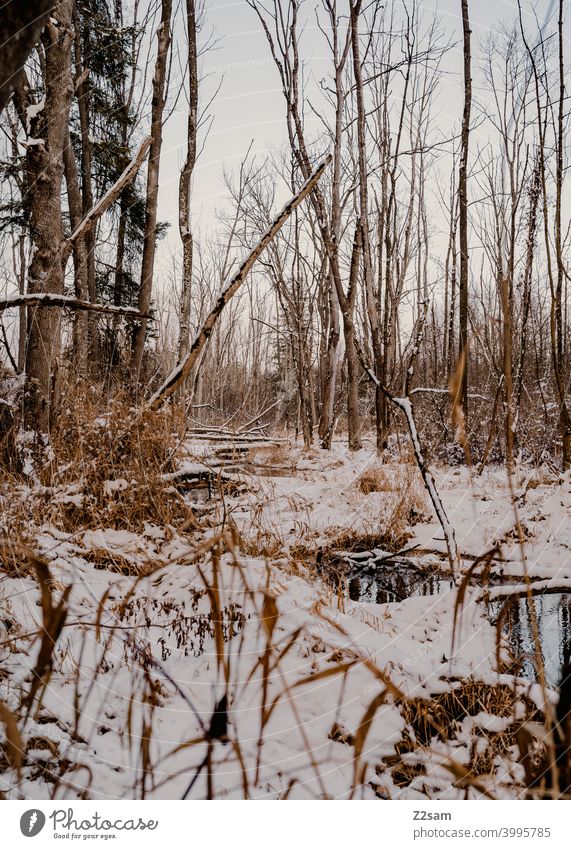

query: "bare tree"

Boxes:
[12, 0, 75, 427]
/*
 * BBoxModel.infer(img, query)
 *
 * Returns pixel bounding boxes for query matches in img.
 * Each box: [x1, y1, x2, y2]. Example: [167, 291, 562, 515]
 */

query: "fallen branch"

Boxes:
[0, 293, 149, 319]
[237, 398, 282, 432]
[339, 544, 421, 574]
[485, 578, 571, 601]
[391, 395, 459, 570]
[353, 311, 459, 571]
[148, 155, 332, 411]
[187, 430, 288, 444]
[62, 135, 152, 264]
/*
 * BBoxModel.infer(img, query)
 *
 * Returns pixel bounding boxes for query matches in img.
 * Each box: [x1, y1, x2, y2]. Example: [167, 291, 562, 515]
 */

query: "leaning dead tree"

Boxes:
[148, 155, 331, 411]
[61, 136, 152, 266]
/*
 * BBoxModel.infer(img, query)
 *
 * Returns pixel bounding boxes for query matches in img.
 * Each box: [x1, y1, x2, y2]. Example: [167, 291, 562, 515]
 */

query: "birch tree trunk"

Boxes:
[177, 0, 199, 360]
[131, 0, 172, 379]
[458, 0, 472, 425]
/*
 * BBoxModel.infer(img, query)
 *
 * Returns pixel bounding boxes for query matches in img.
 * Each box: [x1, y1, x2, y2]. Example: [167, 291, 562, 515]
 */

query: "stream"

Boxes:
[347, 561, 571, 689]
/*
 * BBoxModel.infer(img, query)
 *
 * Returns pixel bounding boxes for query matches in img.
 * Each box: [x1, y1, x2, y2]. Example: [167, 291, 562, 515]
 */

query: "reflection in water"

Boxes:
[348, 566, 454, 605]
[490, 593, 571, 688]
[348, 561, 571, 688]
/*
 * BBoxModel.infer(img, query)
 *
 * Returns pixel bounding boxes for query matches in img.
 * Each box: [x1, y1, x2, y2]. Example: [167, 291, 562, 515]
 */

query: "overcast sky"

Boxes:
[154, 0, 560, 272]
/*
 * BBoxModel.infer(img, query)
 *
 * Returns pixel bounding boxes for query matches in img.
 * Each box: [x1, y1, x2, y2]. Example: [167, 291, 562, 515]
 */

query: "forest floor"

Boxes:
[1, 431, 570, 800]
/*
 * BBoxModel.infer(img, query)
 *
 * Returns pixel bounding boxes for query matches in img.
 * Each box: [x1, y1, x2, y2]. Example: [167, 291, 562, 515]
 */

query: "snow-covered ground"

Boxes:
[1, 437, 569, 800]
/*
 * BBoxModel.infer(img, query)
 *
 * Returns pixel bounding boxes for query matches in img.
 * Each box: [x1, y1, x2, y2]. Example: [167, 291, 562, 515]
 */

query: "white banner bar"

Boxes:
[2, 800, 570, 848]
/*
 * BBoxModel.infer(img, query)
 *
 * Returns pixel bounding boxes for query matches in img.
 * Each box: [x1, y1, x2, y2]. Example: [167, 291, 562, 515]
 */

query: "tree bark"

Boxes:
[554, 0, 571, 467]
[73, 13, 97, 356]
[63, 129, 89, 371]
[14, 2, 75, 429]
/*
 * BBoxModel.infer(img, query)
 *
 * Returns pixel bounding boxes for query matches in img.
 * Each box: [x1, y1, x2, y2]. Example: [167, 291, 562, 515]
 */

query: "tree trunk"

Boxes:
[17, 234, 26, 373]
[73, 14, 97, 359]
[318, 275, 340, 449]
[131, 0, 172, 380]
[16, 2, 75, 429]
[63, 129, 89, 371]
[554, 0, 571, 468]
[177, 0, 198, 361]
[458, 0, 472, 426]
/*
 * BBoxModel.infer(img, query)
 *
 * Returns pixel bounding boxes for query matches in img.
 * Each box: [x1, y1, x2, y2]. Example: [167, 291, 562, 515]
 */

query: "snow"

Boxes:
[2, 438, 570, 800]
[0, 292, 142, 315]
[103, 479, 129, 496]
[20, 139, 45, 149]
[25, 97, 46, 133]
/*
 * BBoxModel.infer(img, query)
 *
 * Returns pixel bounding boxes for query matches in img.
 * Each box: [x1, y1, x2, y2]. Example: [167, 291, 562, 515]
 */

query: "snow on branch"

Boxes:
[354, 334, 460, 571]
[391, 395, 459, 569]
[148, 154, 332, 412]
[0, 293, 149, 319]
[62, 135, 152, 263]
[485, 578, 571, 601]
[410, 387, 489, 402]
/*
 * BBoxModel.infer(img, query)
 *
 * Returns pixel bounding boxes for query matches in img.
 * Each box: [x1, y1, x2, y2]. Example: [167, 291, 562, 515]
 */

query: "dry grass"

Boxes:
[246, 443, 292, 468]
[2, 390, 194, 535]
[371, 680, 544, 792]
[358, 462, 428, 530]
[402, 680, 536, 744]
[358, 466, 397, 494]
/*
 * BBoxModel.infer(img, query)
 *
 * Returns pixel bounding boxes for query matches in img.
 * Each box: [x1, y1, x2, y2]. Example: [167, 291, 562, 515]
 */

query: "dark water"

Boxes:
[347, 560, 571, 688]
[348, 567, 454, 605]
[489, 593, 571, 688]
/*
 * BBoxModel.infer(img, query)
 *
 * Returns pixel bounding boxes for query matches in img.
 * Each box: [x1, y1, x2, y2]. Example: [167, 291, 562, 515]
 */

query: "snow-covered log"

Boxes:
[486, 579, 571, 600]
[0, 293, 149, 318]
